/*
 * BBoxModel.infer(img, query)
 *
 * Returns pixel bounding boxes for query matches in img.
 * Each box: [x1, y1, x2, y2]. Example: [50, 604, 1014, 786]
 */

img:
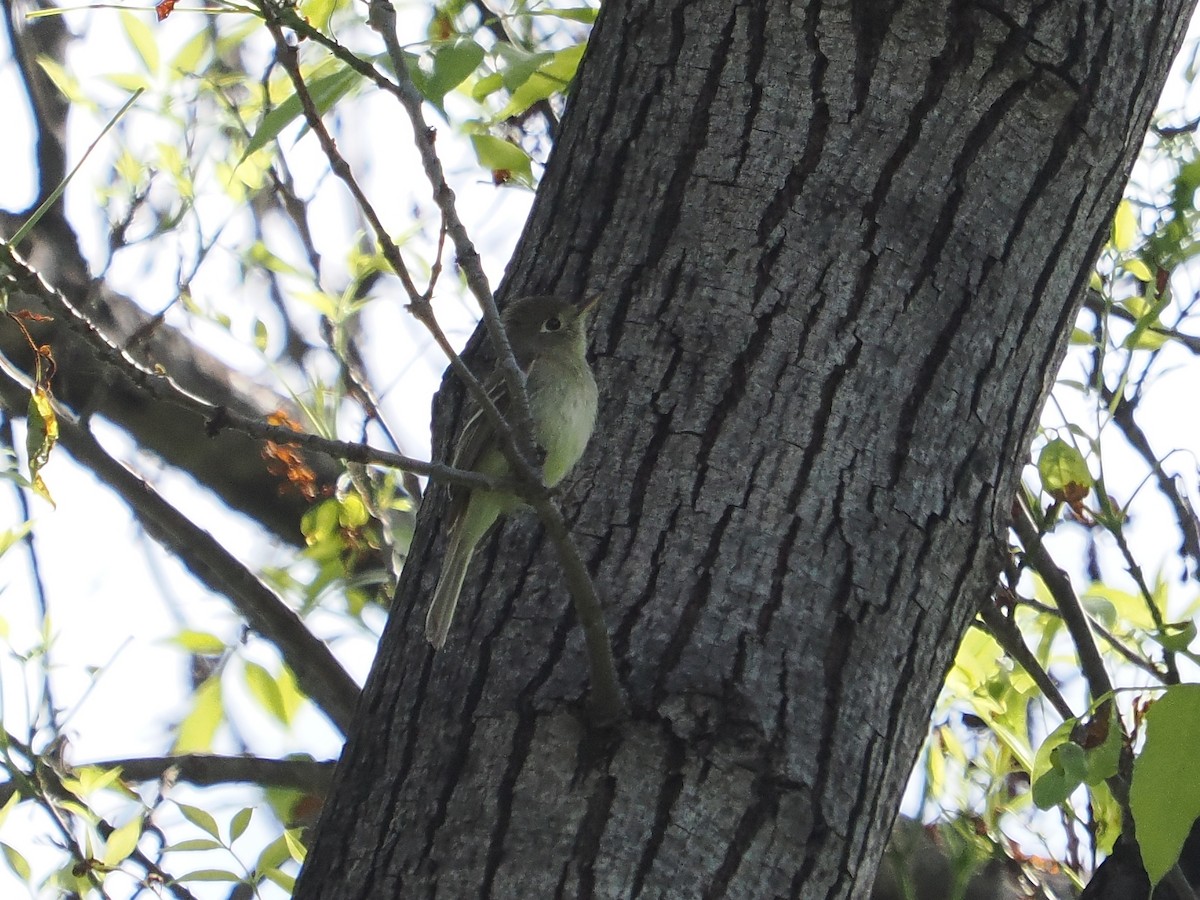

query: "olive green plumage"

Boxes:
[425, 293, 600, 649]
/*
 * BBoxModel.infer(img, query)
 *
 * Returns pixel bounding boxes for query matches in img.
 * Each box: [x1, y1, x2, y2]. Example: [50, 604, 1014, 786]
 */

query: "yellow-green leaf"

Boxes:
[229, 807, 253, 843]
[1, 842, 31, 880]
[26, 389, 58, 507]
[243, 61, 361, 162]
[103, 815, 143, 866]
[173, 676, 223, 754]
[171, 630, 228, 655]
[1123, 258, 1153, 282]
[283, 827, 308, 862]
[470, 134, 535, 189]
[245, 661, 288, 725]
[1037, 438, 1092, 501]
[0, 792, 19, 829]
[1131, 685, 1200, 887]
[1113, 199, 1138, 251]
[120, 10, 160, 75]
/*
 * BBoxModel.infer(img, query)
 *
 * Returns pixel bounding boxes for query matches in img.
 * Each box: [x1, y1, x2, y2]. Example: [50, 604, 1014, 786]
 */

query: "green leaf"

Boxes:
[1123, 258, 1153, 282]
[245, 661, 288, 724]
[1083, 712, 1123, 786]
[339, 493, 369, 528]
[276, 664, 305, 723]
[35, 57, 89, 106]
[1031, 718, 1078, 809]
[1, 842, 30, 881]
[61, 765, 127, 800]
[178, 803, 221, 840]
[1069, 327, 1095, 346]
[102, 815, 143, 866]
[300, 0, 338, 31]
[1032, 739, 1087, 809]
[283, 827, 308, 863]
[496, 43, 585, 120]
[163, 838, 224, 852]
[171, 630, 227, 655]
[243, 61, 361, 162]
[0, 520, 33, 561]
[170, 29, 211, 75]
[471, 71, 504, 101]
[177, 868, 243, 883]
[495, 45, 554, 92]
[1037, 438, 1092, 501]
[1131, 685, 1200, 887]
[528, 5, 598, 23]
[1032, 765, 1073, 810]
[409, 38, 485, 108]
[1124, 327, 1168, 351]
[120, 10, 160, 76]
[1053, 741, 1087, 784]
[1113, 199, 1138, 252]
[229, 807, 253, 843]
[173, 675, 223, 754]
[1155, 620, 1197, 652]
[254, 319, 269, 352]
[263, 867, 297, 892]
[0, 791, 19, 829]
[469, 134, 535, 188]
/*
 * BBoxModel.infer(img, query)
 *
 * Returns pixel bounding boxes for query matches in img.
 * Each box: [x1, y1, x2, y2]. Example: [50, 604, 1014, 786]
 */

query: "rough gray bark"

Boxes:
[297, 1, 1194, 897]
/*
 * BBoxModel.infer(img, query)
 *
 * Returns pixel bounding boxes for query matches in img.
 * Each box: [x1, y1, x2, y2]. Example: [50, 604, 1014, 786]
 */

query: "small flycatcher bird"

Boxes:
[425, 293, 601, 649]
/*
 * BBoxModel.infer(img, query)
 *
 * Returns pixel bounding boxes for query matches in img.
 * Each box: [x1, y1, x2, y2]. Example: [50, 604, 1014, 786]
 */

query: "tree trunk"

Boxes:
[297, 2, 1194, 896]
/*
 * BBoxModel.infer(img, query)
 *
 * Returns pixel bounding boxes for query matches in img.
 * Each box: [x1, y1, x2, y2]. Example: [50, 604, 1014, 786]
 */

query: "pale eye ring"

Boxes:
[543, 316, 563, 332]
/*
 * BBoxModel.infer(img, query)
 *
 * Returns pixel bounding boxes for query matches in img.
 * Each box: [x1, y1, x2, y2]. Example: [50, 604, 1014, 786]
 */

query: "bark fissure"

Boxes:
[731, 0, 768, 181]
[641, 7, 738, 272]
[703, 775, 778, 898]
[479, 703, 540, 897]
[791, 337, 864, 503]
[629, 731, 687, 897]
[759, 514, 801, 637]
[652, 505, 735, 706]
[561, 772, 618, 899]
[847, 0, 903, 111]
[613, 504, 680, 671]
[690, 297, 786, 506]
[419, 618, 498, 869]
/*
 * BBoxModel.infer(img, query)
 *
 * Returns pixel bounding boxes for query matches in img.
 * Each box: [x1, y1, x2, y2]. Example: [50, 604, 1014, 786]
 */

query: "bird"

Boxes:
[425, 292, 601, 649]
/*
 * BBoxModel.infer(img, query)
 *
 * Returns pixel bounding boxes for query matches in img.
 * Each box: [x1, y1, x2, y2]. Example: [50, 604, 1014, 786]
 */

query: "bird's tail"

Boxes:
[425, 526, 472, 650]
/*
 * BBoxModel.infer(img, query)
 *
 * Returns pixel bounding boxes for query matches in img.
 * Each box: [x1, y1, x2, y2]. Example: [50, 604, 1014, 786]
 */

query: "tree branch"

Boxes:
[1013, 496, 1115, 704]
[0, 359, 361, 734]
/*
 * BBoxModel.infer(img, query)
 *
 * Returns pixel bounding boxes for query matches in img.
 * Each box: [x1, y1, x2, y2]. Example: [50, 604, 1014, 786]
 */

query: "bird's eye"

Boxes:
[543, 316, 562, 332]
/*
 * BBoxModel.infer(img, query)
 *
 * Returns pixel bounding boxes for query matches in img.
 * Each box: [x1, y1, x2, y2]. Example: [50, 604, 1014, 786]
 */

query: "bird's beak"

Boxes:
[577, 291, 603, 315]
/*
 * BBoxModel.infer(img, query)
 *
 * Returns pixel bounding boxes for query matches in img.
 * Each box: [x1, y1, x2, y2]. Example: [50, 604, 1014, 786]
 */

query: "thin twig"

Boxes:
[365, 0, 541, 460]
[1009, 588, 1168, 681]
[977, 600, 1075, 721]
[0, 242, 508, 495]
[1012, 496, 1115, 703]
